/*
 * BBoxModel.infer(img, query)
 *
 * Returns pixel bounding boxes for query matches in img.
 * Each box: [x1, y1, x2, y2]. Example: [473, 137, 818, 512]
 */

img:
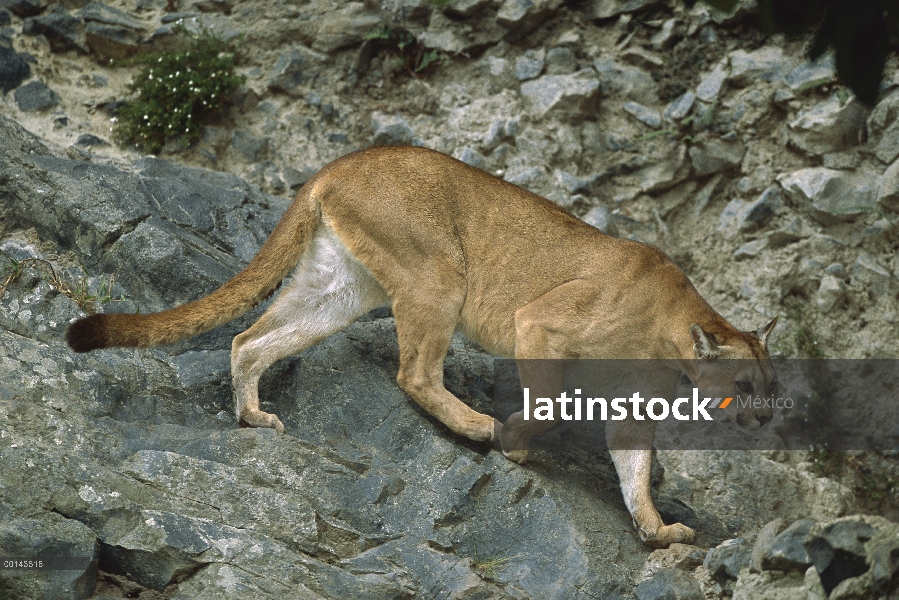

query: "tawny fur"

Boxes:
[66, 146, 778, 549]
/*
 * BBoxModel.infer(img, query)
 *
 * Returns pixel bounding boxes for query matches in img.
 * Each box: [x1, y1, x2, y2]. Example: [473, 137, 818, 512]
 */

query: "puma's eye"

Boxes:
[768, 381, 778, 394]
[736, 381, 753, 393]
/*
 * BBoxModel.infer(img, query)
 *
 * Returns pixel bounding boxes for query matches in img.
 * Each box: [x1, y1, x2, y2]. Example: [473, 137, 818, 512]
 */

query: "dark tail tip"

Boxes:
[66, 314, 109, 352]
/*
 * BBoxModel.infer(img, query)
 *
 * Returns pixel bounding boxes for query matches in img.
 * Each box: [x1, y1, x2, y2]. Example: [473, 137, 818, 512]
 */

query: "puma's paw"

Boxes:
[239, 410, 286, 434]
[498, 417, 530, 464]
[502, 448, 529, 464]
[643, 523, 695, 548]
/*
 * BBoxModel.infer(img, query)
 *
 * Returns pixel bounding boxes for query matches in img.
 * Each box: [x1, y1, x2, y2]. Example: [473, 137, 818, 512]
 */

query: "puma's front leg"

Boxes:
[609, 448, 695, 548]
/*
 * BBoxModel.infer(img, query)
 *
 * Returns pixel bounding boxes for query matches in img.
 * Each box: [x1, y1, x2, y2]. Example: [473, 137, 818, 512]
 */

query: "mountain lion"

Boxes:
[67, 146, 778, 548]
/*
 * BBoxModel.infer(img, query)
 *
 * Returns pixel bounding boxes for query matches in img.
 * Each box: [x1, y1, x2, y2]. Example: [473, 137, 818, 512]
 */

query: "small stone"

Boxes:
[623, 101, 661, 128]
[696, 59, 728, 102]
[505, 165, 549, 188]
[853, 252, 897, 299]
[230, 130, 269, 162]
[773, 88, 795, 104]
[737, 185, 780, 231]
[267, 46, 327, 96]
[482, 119, 506, 151]
[486, 56, 509, 77]
[22, 12, 89, 53]
[800, 258, 824, 272]
[650, 18, 677, 49]
[728, 46, 792, 87]
[824, 263, 846, 278]
[788, 94, 866, 156]
[590, 0, 651, 19]
[704, 538, 750, 584]
[0, 46, 31, 94]
[778, 168, 878, 225]
[554, 170, 590, 194]
[689, 137, 745, 176]
[556, 29, 580, 46]
[85, 22, 142, 60]
[635, 567, 704, 600]
[766, 216, 811, 248]
[593, 56, 656, 100]
[751, 519, 785, 572]
[877, 158, 899, 212]
[520, 69, 600, 119]
[784, 54, 836, 90]
[282, 165, 317, 190]
[82, 2, 145, 29]
[718, 197, 744, 233]
[13, 80, 60, 112]
[734, 238, 767, 260]
[0, 0, 47, 17]
[497, 0, 563, 35]
[815, 275, 846, 313]
[75, 133, 108, 147]
[822, 150, 860, 169]
[311, 2, 381, 53]
[620, 47, 664, 70]
[544, 46, 576, 75]
[454, 146, 487, 170]
[582, 205, 616, 235]
[763, 518, 816, 572]
[515, 49, 545, 81]
[371, 113, 414, 146]
[664, 92, 695, 122]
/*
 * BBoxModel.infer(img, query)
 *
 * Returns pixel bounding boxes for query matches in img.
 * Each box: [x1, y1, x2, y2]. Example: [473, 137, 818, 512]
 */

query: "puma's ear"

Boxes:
[752, 316, 778, 345]
[690, 323, 721, 359]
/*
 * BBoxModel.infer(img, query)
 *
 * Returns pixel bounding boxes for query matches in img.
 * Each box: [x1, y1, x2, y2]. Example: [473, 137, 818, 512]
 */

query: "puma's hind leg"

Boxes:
[230, 225, 388, 432]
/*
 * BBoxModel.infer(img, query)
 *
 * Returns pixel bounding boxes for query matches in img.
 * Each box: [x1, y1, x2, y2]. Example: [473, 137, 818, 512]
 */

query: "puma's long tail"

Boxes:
[66, 187, 319, 352]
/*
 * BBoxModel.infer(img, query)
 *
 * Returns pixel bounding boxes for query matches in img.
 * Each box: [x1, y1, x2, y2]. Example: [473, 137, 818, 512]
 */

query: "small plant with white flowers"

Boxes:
[113, 28, 244, 154]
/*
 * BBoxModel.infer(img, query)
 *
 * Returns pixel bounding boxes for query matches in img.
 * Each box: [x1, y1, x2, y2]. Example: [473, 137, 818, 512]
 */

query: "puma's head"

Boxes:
[687, 317, 779, 429]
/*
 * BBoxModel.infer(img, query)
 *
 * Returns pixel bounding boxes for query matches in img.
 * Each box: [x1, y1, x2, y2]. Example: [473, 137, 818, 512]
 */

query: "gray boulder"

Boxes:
[0, 514, 99, 600]
[763, 518, 816, 572]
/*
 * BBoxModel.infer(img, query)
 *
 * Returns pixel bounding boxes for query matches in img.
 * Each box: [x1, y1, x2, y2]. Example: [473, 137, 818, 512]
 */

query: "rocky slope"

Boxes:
[1, 0, 898, 598]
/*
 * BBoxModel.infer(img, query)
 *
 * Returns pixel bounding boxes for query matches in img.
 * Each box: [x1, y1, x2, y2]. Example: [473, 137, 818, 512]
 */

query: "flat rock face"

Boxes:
[0, 114, 654, 598]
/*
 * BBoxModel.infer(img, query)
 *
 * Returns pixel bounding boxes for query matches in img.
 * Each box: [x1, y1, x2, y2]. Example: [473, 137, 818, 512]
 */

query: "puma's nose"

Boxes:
[757, 414, 772, 426]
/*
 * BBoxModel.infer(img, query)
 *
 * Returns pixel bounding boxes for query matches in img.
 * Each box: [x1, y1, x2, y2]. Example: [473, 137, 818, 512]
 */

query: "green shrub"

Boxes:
[113, 29, 244, 154]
